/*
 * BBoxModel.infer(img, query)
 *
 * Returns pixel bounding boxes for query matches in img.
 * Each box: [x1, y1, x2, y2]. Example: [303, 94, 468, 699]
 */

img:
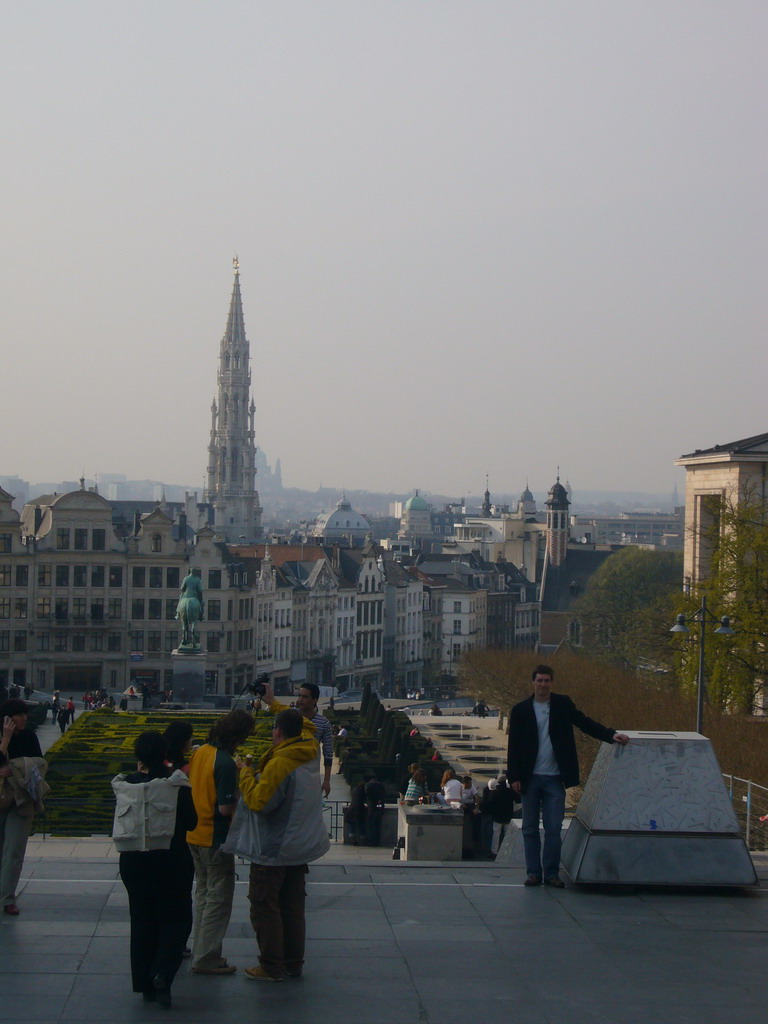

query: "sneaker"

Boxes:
[524, 875, 542, 887]
[244, 966, 282, 982]
[544, 876, 565, 889]
[192, 963, 237, 975]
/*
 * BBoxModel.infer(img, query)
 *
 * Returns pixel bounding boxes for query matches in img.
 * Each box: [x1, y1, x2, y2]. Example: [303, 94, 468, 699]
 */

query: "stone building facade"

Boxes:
[675, 432, 768, 590]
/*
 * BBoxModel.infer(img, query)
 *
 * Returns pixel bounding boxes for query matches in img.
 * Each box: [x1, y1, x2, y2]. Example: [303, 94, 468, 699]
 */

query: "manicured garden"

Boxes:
[38, 708, 274, 837]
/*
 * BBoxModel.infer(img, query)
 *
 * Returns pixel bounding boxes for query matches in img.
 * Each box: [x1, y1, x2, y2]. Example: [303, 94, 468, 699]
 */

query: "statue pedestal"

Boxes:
[171, 650, 206, 705]
[561, 730, 757, 887]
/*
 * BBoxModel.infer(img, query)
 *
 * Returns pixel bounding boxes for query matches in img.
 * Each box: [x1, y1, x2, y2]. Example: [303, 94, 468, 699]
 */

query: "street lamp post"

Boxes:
[670, 595, 733, 734]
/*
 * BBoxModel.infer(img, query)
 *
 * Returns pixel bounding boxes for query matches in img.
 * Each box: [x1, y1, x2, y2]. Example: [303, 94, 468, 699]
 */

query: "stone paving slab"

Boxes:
[4, 845, 768, 1024]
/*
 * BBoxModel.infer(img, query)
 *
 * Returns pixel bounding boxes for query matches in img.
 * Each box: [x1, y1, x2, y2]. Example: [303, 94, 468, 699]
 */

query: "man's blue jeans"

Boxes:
[521, 774, 565, 880]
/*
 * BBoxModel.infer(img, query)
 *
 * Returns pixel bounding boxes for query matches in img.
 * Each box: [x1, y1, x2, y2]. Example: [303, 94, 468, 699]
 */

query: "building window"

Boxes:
[72, 633, 86, 652]
[166, 567, 180, 589]
[147, 630, 162, 652]
[38, 565, 51, 587]
[37, 634, 50, 652]
[109, 565, 123, 587]
[36, 597, 51, 618]
[91, 599, 104, 621]
[91, 565, 105, 587]
[149, 567, 163, 588]
[130, 630, 144, 652]
[206, 633, 221, 653]
[151, 534, 162, 553]
[164, 631, 178, 653]
[92, 529, 106, 551]
[108, 598, 122, 619]
[55, 598, 68, 620]
[0, 630, 9, 652]
[148, 599, 162, 620]
[0, 534, 11, 554]
[56, 528, 70, 550]
[73, 528, 88, 550]
[131, 599, 145, 620]
[208, 570, 222, 589]
[207, 600, 221, 621]
[54, 632, 68, 652]
[14, 598, 27, 618]
[55, 565, 70, 587]
[73, 565, 87, 587]
[90, 633, 104, 652]
[453, 601, 461, 613]
[73, 597, 87, 619]
[165, 599, 177, 620]
[453, 620, 461, 634]
[15, 565, 28, 587]
[0, 566, 11, 587]
[132, 567, 146, 588]
[0, 598, 10, 619]
[108, 633, 121, 652]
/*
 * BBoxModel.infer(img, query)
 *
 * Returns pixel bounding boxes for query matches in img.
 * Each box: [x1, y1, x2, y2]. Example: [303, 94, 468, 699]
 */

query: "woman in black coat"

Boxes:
[113, 731, 197, 1007]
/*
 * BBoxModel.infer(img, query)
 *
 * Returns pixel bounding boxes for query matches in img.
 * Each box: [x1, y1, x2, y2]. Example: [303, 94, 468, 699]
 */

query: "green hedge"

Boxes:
[38, 708, 273, 837]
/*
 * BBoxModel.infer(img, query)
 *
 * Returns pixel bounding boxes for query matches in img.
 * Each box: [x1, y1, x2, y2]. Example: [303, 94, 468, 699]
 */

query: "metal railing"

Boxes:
[34, 788, 768, 851]
[723, 774, 768, 852]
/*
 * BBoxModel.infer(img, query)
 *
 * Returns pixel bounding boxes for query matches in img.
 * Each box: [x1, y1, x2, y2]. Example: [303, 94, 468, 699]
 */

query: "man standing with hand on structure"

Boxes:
[507, 664, 629, 888]
[228, 681, 329, 981]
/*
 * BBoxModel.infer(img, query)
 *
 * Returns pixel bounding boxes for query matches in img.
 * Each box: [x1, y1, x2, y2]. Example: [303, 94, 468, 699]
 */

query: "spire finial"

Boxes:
[233, 254, 240, 275]
[556, 465, 560, 483]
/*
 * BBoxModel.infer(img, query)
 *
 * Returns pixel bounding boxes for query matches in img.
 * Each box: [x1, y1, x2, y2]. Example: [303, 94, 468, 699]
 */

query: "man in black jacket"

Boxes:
[507, 664, 629, 888]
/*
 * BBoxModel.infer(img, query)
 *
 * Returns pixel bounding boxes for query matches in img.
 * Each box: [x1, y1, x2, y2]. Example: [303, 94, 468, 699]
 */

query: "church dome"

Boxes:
[405, 490, 429, 511]
[311, 495, 370, 539]
[546, 479, 570, 509]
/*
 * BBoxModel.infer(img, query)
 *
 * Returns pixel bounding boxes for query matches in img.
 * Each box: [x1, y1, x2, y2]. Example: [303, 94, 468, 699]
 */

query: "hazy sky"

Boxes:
[2, 2, 765, 499]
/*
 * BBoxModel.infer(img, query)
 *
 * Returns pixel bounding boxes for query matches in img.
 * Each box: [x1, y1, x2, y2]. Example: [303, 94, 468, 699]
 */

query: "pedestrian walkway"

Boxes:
[15, 711, 768, 1023]
[7, 835, 768, 1024]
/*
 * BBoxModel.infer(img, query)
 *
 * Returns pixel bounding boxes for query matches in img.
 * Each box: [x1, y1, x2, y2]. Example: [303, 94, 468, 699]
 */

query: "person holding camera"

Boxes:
[227, 693, 329, 980]
[294, 682, 333, 797]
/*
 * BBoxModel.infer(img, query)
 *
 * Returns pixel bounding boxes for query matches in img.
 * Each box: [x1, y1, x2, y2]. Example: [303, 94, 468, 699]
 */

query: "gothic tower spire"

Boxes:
[203, 258, 263, 541]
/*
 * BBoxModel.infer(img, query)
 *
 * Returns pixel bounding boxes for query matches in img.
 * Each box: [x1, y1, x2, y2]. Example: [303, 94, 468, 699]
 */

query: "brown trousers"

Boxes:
[247, 863, 308, 977]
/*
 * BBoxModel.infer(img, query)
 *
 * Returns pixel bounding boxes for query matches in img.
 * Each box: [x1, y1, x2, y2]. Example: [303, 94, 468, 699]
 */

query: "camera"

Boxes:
[247, 672, 270, 697]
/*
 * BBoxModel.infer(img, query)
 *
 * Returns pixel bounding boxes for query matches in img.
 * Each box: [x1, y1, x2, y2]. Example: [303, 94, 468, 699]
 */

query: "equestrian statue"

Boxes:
[176, 569, 204, 651]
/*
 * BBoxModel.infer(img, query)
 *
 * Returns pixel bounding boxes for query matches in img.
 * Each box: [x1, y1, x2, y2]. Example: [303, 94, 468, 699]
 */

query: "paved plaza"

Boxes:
[6, 713, 765, 1023]
[4, 837, 767, 1024]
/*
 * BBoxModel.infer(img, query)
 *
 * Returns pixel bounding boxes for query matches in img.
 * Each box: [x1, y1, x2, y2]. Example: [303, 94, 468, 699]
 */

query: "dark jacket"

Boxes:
[507, 692, 616, 790]
[482, 782, 517, 824]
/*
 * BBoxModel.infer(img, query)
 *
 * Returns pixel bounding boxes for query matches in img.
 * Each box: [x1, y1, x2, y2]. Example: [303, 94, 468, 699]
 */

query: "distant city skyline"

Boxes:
[2, 4, 765, 496]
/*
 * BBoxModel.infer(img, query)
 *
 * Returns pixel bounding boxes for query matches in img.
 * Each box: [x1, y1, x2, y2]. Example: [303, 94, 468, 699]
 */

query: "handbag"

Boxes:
[220, 798, 262, 861]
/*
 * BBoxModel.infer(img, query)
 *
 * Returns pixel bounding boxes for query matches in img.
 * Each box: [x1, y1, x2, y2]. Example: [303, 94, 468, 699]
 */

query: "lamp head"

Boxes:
[669, 613, 689, 634]
[714, 616, 734, 636]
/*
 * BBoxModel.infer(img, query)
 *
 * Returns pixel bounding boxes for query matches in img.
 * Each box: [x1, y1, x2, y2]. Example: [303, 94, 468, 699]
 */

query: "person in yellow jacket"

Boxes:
[227, 684, 329, 981]
[186, 709, 254, 975]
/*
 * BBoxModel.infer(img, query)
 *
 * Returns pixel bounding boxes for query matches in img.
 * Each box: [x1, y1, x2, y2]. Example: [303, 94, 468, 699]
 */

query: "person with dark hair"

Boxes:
[507, 664, 629, 887]
[0, 699, 47, 916]
[225, 703, 329, 981]
[345, 780, 367, 845]
[163, 721, 194, 774]
[294, 682, 333, 797]
[112, 730, 197, 1007]
[186, 709, 254, 975]
[364, 773, 386, 846]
